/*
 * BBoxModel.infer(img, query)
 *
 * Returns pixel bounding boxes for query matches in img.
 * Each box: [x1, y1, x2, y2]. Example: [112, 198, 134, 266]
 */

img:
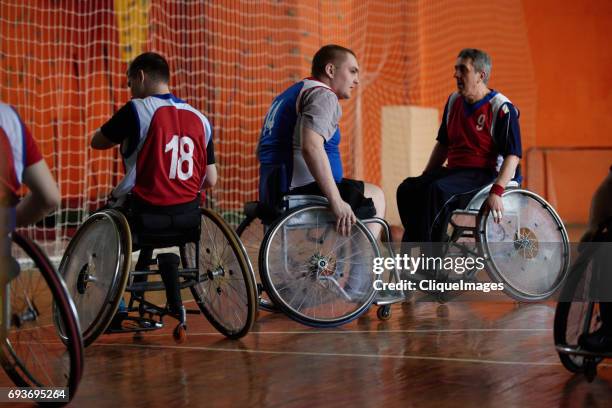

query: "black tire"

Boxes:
[57, 209, 132, 347]
[553, 246, 604, 374]
[183, 209, 257, 339]
[477, 189, 570, 301]
[377, 305, 391, 321]
[236, 215, 277, 312]
[1, 232, 84, 405]
[554, 301, 593, 373]
[260, 205, 378, 327]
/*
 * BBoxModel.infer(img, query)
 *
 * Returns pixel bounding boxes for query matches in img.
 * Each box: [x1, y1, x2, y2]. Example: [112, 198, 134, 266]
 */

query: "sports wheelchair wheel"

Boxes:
[182, 209, 257, 339]
[237, 215, 277, 312]
[260, 205, 379, 327]
[554, 300, 603, 374]
[1, 232, 84, 403]
[554, 221, 610, 375]
[58, 209, 132, 346]
[477, 189, 570, 301]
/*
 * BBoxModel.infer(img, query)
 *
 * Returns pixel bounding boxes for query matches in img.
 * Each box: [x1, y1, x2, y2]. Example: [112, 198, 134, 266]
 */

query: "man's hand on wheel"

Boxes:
[330, 199, 356, 236]
[485, 193, 504, 224]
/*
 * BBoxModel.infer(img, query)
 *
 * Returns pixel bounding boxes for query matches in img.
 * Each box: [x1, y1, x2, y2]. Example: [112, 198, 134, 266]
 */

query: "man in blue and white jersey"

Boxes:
[257, 44, 385, 236]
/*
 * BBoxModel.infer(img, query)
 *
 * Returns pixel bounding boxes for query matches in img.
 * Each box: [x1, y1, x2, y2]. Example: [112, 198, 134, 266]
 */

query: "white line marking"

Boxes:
[138, 328, 553, 337]
[92, 342, 576, 367]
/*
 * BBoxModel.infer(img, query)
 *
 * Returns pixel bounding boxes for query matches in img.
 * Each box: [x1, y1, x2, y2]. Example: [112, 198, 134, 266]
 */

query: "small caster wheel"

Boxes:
[377, 305, 391, 321]
[584, 359, 597, 383]
[173, 323, 187, 343]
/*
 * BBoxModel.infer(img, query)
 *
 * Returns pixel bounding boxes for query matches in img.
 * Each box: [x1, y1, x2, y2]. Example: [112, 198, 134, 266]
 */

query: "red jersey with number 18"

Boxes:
[111, 95, 211, 206]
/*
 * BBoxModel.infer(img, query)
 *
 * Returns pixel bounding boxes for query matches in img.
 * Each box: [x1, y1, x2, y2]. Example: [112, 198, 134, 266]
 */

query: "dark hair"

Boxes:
[127, 52, 170, 83]
[311, 44, 356, 78]
[457, 48, 492, 84]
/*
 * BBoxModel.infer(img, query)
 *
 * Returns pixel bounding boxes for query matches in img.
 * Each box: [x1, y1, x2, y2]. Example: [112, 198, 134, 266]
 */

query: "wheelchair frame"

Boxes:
[238, 194, 405, 326]
[1, 232, 84, 404]
[554, 217, 612, 382]
[59, 207, 258, 346]
[425, 185, 571, 302]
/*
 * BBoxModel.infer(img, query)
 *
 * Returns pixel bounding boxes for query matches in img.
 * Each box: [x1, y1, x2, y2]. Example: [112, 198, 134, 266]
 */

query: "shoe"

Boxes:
[117, 297, 127, 312]
[578, 327, 612, 352]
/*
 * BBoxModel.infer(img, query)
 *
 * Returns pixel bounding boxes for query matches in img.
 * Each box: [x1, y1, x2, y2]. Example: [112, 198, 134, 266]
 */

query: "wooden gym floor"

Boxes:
[2, 226, 610, 407]
[2, 298, 611, 407]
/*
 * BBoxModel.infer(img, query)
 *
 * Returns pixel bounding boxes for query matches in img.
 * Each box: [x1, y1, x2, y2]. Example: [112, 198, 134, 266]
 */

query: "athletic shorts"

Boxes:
[289, 178, 376, 219]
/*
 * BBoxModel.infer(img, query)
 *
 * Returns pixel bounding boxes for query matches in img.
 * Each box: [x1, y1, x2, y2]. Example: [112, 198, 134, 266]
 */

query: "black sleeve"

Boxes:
[100, 102, 139, 144]
[206, 137, 215, 164]
[436, 99, 450, 145]
[493, 103, 522, 158]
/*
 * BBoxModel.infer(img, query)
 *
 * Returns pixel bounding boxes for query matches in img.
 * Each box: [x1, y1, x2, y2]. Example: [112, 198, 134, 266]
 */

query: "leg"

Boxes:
[396, 168, 450, 243]
[363, 182, 385, 238]
[135, 247, 154, 271]
[426, 169, 496, 241]
[157, 253, 183, 314]
[114, 246, 152, 321]
[133, 247, 153, 298]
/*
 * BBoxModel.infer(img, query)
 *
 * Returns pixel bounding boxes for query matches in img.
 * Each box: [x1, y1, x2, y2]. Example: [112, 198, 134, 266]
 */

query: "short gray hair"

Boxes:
[458, 48, 492, 84]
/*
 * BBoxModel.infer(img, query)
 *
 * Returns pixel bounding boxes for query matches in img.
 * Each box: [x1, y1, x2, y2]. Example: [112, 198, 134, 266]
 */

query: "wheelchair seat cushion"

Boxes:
[243, 201, 282, 225]
[126, 198, 201, 247]
[289, 178, 376, 219]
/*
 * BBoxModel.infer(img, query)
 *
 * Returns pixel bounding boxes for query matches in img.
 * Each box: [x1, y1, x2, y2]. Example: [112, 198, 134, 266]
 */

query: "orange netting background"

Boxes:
[0, 0, 536, 253]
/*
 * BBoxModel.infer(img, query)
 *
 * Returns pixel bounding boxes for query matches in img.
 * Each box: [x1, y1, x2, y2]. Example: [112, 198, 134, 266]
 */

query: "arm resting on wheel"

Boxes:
[302, 127, 355, 235]
[16, 160, 60, 227]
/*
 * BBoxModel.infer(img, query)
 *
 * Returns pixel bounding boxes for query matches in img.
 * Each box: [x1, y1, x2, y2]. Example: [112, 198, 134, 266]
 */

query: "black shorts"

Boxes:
[289, 178, 376, 219]
[116, 197, 201, 249]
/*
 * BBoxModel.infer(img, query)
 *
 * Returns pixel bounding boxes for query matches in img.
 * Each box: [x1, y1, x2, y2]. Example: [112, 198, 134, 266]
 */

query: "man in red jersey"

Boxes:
[1, 102, 60, 234]
[396, 48, 521, 243]
[91, 52, 216, 321]
[1, 101, 60, 288]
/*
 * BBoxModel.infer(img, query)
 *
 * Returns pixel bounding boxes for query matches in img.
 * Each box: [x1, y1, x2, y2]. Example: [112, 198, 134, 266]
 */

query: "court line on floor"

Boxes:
[93, 342, 581, 367]
[139, 328, 553, 337]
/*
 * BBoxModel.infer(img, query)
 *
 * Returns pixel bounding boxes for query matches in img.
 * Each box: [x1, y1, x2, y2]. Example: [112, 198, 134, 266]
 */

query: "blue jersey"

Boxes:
[257, 78, 342, 204]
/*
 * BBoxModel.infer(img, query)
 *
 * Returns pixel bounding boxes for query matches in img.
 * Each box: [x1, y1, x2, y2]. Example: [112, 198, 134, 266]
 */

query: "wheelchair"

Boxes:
[554, 217, 612, 382]
[237, 169, 405, 327]
[58, 203, 258, 347]
[1, 231, 84, 404]
[424, 181, 571, 301]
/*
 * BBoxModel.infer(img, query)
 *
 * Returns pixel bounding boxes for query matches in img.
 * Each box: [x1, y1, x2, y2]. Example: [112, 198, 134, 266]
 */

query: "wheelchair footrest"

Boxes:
[105, 315, 164, 334]
[556, 344, 612, 358]
[258, 298, 279, 313]
[374, 292, 405, 305]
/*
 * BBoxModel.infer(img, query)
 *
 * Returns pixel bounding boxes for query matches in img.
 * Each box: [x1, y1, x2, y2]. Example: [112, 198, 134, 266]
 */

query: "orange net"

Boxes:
[0, 0, 537, 252]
